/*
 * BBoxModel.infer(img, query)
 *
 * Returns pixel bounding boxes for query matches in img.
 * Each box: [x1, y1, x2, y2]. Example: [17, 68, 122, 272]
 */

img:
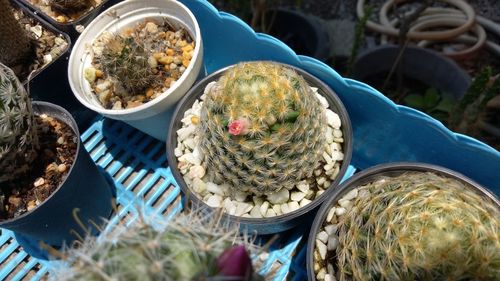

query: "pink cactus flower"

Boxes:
[216, 245, 253, 281]
[228, 119, 250, 136]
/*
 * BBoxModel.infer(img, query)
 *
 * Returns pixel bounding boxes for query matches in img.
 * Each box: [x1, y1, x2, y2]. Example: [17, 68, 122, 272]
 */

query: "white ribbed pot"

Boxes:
[68, 0, 204, 141]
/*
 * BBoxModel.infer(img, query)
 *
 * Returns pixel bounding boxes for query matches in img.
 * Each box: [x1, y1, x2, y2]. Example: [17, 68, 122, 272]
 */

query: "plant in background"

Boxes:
[98, 34, 158, 95]
[0, 0, 34, 67]
[52, 210, 265, 281]
[403, 87, 456, 122]
[449, 67, 500, 137]
[0, 63, 39, 184]
[346, 5, 372, 77]
[334, 172, 500, 280]
[199, 62, 326, 196]
[49, 0, 92, 13]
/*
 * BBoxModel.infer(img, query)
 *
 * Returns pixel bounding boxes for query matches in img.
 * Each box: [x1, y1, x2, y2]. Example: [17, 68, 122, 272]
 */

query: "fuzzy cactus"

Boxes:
[333, 172, 500, 281]
[199, 62, 326, 195]
[98, 34, 157, 95]
[0, 0, 34, 67]
[0, 63, 39, 183]
[49, 0, 92, 13]
[52, 210, 264, 281]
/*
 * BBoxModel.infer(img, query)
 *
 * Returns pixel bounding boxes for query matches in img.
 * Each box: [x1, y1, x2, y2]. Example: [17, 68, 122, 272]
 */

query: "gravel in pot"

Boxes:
[167, 61, 352, 234]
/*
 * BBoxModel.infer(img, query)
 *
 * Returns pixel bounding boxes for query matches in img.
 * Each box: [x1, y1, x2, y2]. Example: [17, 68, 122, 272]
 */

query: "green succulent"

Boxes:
[0, 62, 38, 184]
[333, 172, 500, 281]
[199, 62, 326, 195]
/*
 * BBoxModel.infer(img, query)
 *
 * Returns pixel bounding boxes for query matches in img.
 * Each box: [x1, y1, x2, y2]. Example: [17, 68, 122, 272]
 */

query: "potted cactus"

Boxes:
[52, 210, 265, 280]
[167, 61, 352, 234]
[68, 0, 204, 141]
[17, 0, 110, 36]
[307, 163, 500, 281]
[0, 0, 70, 83]
[0, 63, 113, 246]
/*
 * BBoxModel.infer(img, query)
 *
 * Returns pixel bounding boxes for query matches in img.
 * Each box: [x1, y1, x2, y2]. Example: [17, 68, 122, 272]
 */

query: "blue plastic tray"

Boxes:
[1, 0, 499, 280]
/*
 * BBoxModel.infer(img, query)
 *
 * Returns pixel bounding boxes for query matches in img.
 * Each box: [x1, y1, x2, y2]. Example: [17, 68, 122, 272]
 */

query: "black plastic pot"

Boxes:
[166, 62, 353, 235]
[306, 162, 500, 281]
[264, 9, 331, 62]
[353, 45, 471, 99]
[0, 102, 114, 247]
[17, 0, 110, 39]
[10, 0, 97, 131]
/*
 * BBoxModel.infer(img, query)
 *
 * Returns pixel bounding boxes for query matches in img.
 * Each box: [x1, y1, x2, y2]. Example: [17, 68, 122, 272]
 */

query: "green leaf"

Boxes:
[434, 95, 456, 113]
[424, 88, 440, 109]
[404, 94, 425, 110]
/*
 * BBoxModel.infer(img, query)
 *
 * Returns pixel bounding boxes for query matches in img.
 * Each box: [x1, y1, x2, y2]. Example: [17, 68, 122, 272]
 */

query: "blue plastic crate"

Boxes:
[1, 0, 499, 280]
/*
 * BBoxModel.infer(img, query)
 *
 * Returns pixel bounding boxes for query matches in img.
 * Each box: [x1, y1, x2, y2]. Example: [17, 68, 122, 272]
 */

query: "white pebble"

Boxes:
[326, 207, 336, 222]
[314, 169, 322, 176]
[326, 110, 341, 129]
[325, 274, 336, 281]
[322, 152, 333, 164]
[266, 209, 277, 217]
[250, 205, 262, 218]
[330, 151, 344, 162]
[358, 189, 370, 199]
[272, 204, 282, 216]
[288, 201, 300, 212]
[177, 126, 196, 142]
[317, 268, 326, 280]
[188, 165, 205, 179]
[315, 92, 329, 108]
[317, 177, 326, 186]
[338, 199, 353, 210]
[325, 127, 334, 144]
[280, 203, 290, 214]
[323, 180, 331, 188]
[335, 207, 346, 216]
[317, 231, 328, 243]
[174, 147, 183, 157]
[329, 165, 340, 180]
[316, 240, 327, 260]
[223, 197, 234, 211]
[235, 202, 253, 216]
[300, 198, 311, 207]
[324, 163, 333, 171]
[297, 181, 310, 193]
[327, 236, 339, 251]
[324, 224, 338, 235]
[252, 196, 264, 206]
[291, 191, 306, 202]
[333, 129, 343, 138]
[342, 189, 358, 201]
[233, 191, 248, 202]
[206, 182, 224, 196]
[192, 178, 206, 194]
[206, 195, 223, 208]
[327, 263, 335, 275]
[260, 201, 270, 216]
[267, 188, 289, 204]
[204, 81, 217, 95]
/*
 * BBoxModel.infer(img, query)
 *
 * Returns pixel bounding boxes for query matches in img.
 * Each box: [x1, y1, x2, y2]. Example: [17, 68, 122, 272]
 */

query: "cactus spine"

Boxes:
[199, 62, 326, 195]
[0, 63, 39, 183]
[0, 0, 33, 67]
[49, 0, 92, 13]
[334, 172, 500, 281]
[53, 211, 262, 281]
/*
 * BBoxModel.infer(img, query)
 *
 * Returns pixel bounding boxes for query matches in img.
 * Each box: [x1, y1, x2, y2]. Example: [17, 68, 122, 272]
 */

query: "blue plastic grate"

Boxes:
[0, 117, 322, 281]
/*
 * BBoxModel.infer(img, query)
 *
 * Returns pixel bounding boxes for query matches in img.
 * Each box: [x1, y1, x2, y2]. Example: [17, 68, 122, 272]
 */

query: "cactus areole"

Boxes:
[199, 62, 327, 196]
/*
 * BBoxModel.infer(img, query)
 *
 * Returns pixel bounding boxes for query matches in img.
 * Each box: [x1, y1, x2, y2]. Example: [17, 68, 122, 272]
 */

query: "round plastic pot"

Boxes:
[68, 0, 204, 141]
[306, 162, 500, 281]
[16, 0, 111, 39]
[0, 102, 114, 247]
[264, 8, 331, 62]
[166, 62, 353, 235]
[353, 45, 471, 99]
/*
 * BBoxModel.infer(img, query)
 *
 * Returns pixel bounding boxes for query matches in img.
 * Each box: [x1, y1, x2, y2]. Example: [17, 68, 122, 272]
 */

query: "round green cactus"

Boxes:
[0, 63, 38, 183]
[53, 211, 263, 281]
[199, 62, 326, 195]
[334, 172, 500, 281]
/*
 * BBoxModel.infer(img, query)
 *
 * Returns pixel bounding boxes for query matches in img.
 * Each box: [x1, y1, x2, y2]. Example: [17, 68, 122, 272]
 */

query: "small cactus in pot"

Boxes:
[311, 167, 500, 281]
[52, 210, 265, 281]
[49, 0, 92, 13]
[199, 61, 327, 196]
[0, 62, 39, 184]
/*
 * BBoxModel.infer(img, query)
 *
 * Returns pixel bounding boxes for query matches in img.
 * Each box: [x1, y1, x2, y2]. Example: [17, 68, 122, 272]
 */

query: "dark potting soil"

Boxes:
[10, 6, 69, 82]
[361, 72, 430, 103]
[0, 115, 77, 220]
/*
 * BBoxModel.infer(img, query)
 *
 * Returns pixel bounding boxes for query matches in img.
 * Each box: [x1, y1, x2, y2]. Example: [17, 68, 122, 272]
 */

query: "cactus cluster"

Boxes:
[53, 210, 263, 281]
[49, 0, 92, 13]
[199, 62, 326, 195]
[333, 172, 500, 281]
[0, 0, 33, 67]
[0, 63, 39, 183]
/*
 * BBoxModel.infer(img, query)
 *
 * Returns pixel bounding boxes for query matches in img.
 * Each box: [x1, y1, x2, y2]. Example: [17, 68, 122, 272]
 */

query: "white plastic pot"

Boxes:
[68, 0, 204, 141]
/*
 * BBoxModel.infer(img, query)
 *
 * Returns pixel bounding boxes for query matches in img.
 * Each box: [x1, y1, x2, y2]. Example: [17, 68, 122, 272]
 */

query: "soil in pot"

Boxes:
[6, 3, 69, 82]
[311, 170, 500, 281]
[174, 62, 347, 221]
[0, 114, 76, 220]
[85, 19, 196, 110]
[23, 0, 104, 24]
